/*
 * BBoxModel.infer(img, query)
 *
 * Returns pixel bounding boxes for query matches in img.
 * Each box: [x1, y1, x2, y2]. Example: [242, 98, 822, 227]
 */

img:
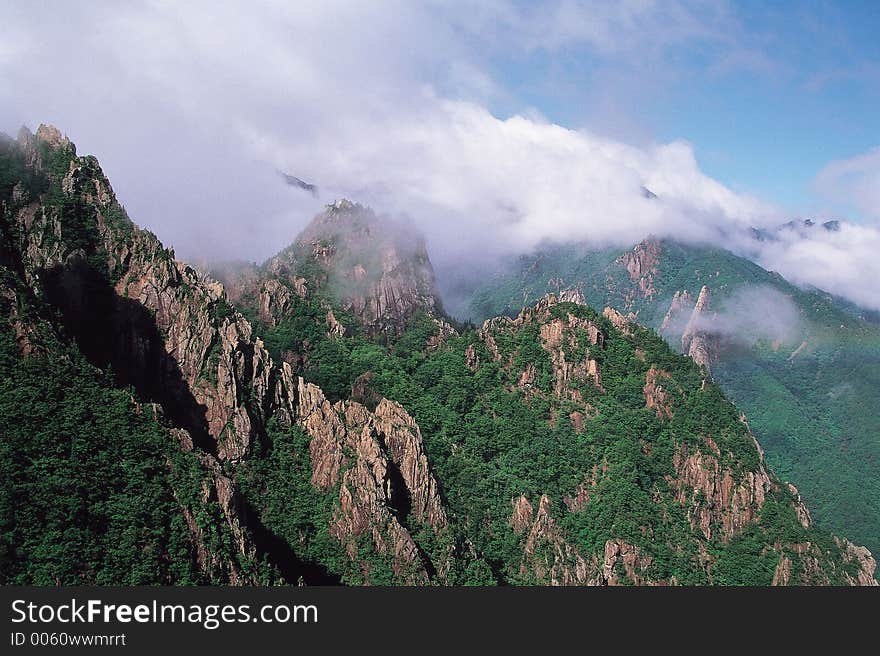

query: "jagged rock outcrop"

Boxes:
[258, 279, 296, 327]
[119, 257, 293, 461]
[601, 540, 655, 586]
[13, 124, 70, 171]
[511, 495, 664, 586]
[296, 379, 450, 582]
[427, 317, 456, 350]
[1, 126, 310, 578]
[372, 398, 448, 531]
[680, 285, 715, 371]
[3, 125, 452, 585]
[617, 238, 661, 305]
[8, 126, 297, 463]
[325, 308, 345, 337]
[556, 288, 587, 305]
[772, 539, 878, 587]
[477, 320, 505, 362]
[476, 292, 605, 408]
[512, 494, 591, 585]
[644, 367, 674, 419]
[672, 440, 773, 540]
[536, 300, 604, 397]
[660, 289, 694, 335]
[171, 428, 256, 584]
[603, 306, 632, 335]
[835, 539, 878, 586]
[786, 483, 813, 529]
[262, 199, 442, 335]
[464, 343, 479, 371]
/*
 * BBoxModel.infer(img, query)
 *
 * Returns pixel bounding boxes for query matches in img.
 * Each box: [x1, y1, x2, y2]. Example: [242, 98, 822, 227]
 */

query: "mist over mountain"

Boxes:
[4, 3, 880, 314]
[2, 126, 876, 585]
[468, 237, 880, 555]
[3, 1, 880, 591]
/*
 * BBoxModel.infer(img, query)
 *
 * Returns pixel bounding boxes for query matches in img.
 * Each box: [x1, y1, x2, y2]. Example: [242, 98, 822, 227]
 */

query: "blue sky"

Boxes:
[481, 1, 880, 217]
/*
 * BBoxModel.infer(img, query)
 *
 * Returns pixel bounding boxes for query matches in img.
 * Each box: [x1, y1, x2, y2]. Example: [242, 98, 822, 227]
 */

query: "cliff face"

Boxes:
[660, 289, 693, 334]
[619, 242, 715, 372]
[679, 285, 716, 372]
[227, 199, 443, 338]
[2, 126, 875, 586]
[2, 126, 300, 580]
[9, 127, 292, 463]
[0, 126, 450, 584]
[297, 380, 451, 583]
[617, 238, 662, 308]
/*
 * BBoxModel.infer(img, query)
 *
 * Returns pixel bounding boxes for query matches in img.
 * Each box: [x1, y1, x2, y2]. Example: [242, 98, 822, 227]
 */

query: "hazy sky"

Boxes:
[3, 1, 880, 309]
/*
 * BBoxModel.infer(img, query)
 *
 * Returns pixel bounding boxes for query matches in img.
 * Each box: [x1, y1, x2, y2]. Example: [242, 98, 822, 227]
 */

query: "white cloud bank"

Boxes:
[756, 221, 880, 311]
[1, 1, 879, 309]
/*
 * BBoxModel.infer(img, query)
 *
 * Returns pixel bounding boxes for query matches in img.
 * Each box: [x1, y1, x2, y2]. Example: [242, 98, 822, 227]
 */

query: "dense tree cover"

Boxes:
[467, 239, 880, 557]
[0, 323, 206, 584]
[713, 341, 880, 555]
[1, 136, 262, 584]
[0, 132, 864, 585]
[250, 292, 855, 584]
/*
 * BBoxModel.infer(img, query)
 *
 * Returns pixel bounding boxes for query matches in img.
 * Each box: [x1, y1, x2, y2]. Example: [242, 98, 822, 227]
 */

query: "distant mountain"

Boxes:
[749, 217, 842, 243]
[278, 171, 318, 196]
[0, 125, 875, 585]
[216, 199, 444, 337]
[468, 238, 880, 556]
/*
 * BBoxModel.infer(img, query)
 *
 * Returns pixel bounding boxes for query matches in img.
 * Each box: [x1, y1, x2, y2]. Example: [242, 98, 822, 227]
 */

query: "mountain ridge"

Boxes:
[0, 125, 875, 585]
[216, 199, 444, 338]
[469, 236, 880, 555]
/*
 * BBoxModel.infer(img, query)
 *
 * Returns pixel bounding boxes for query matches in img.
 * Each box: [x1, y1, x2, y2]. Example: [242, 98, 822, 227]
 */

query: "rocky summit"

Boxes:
[0, 126, 876, 585]
[220, 199, 443, 338]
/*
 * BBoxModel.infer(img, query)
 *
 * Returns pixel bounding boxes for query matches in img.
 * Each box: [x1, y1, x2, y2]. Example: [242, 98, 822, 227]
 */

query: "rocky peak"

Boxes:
[510, 493, 659, 585]
[512, 494, 591, 585]
[619, 238, 661, 292]
[13, 123, 74, 172]
[508, 290, 587, 325]
[474, 292, 605, 420]
[602, 306, 632, 334]
[680, 285, 715, 372]
[259, 200, 442, 335]
[34, 124, 69, 149]
[296, 378, 450, 582]
[4, 130, 292, 463]
[660, 289, 694, 335]
[1, 129, 453, 584]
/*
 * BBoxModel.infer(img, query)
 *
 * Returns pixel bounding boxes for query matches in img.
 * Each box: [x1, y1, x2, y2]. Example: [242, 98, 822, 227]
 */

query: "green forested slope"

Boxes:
[468, 240, 880, 555]
[0, 310, 268, 584]
[1, 127, 874, 585]
[244, 284, 870, 584]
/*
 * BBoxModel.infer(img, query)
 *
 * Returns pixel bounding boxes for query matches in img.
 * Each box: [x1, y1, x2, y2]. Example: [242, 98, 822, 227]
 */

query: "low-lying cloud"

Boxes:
[2, 2, 880, 310]
[694, 285, 804, 347]
[755, 220, 880, 311]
